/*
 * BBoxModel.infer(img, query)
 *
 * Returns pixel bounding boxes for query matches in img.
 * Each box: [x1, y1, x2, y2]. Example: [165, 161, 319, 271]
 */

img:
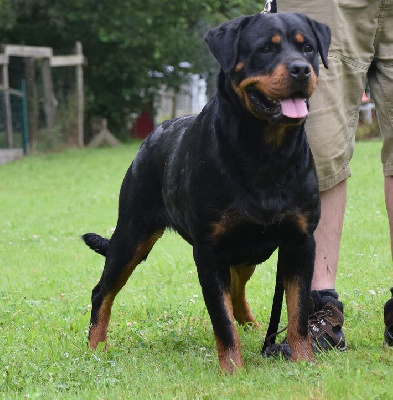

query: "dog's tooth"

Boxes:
[267, 97, 279, 104]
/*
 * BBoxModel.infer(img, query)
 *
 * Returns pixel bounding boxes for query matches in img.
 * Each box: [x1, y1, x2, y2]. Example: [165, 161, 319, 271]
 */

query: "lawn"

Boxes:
[0, 140, 392, 399]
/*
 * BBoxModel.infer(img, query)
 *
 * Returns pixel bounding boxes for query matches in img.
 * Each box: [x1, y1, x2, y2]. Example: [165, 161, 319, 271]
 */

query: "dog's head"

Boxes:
[205, 13, 331, 124]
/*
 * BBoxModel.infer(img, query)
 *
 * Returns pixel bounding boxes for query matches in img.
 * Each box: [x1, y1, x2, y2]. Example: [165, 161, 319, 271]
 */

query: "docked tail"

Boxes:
[82, 233, 110, 256]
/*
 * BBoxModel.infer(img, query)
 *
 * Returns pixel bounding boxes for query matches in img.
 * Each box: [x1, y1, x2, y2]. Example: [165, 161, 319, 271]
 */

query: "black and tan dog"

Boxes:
[83, 12, 331, 372]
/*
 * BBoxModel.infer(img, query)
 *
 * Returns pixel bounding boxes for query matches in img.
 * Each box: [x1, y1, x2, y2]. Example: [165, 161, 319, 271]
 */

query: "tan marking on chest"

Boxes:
[264, 124, 289, 146]
[211, 212, 246, 238]
[296, 213, 309, 234]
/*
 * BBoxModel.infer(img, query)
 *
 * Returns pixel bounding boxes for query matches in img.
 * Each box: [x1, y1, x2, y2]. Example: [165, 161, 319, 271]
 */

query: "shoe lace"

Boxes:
[265, 309, 335, 346]
[264, 325, 288, 345]
[308, 309, 332, 333]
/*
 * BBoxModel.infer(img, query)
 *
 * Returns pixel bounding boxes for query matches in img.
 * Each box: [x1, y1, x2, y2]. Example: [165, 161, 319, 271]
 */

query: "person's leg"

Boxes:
[385, 176, 393, 259]
[367, 0, 393, 344]
[312, 180, 347, 291]
[276, 0, 379, 353]
[305, 181, 348, 352]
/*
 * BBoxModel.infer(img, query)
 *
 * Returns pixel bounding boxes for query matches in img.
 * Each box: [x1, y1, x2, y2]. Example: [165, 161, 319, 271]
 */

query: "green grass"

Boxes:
[1, 141, 393, 399]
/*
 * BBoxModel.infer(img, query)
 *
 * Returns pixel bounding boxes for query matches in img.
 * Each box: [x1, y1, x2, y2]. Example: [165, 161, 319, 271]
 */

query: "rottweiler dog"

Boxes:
[82, 12, 331, 373]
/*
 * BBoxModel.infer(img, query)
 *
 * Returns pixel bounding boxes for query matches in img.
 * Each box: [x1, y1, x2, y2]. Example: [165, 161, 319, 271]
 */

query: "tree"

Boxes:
[0, 0, 261, 136]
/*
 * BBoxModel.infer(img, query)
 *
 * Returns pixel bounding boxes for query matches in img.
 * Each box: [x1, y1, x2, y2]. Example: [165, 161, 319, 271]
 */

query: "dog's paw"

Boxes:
[262, 343, 291, 360]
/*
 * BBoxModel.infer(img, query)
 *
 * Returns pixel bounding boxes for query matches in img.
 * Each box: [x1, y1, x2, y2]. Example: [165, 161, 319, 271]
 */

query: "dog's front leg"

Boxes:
[278, 236, 316, 362]
[193, 246, 243, 373]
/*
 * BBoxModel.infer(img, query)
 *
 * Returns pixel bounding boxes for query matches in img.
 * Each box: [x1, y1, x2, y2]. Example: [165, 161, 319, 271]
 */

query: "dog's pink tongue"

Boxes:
[280, 98, 308, 118]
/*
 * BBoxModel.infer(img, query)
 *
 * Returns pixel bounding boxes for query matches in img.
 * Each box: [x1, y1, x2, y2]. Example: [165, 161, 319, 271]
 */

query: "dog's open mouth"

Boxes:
[247, 87, 309, 122]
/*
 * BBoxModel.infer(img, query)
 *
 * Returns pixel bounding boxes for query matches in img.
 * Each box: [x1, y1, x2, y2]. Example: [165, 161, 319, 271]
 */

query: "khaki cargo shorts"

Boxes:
[280, 0, 393, 191]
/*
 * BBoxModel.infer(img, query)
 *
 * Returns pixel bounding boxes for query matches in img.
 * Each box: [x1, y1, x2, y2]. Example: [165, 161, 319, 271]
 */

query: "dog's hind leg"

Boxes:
[87, 153, 169, 349]
[89, 226, 164, 349]
[230, 265, 260, 328]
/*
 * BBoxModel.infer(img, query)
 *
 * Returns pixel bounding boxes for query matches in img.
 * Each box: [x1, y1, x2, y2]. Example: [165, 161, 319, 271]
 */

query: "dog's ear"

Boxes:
[204, 16, 252, 73]
[303, 16, 331, 69]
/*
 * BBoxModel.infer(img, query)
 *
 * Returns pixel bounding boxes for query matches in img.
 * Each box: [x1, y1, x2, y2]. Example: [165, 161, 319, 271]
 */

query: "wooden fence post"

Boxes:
[24, 57, 38, 151]
[2, 60, 13, 147]
[75, 41, 84, 147]
[42, 58, 55, 131]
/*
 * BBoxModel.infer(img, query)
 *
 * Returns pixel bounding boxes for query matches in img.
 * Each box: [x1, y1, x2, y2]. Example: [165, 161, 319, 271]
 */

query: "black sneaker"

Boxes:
[384, 287, 393, 347]
[263, 290, 347, 358]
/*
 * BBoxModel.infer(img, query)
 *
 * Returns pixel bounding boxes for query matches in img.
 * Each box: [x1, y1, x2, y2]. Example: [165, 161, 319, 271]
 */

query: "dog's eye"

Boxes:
[261, 46, 274, 54]
[304, 45, 313, 53]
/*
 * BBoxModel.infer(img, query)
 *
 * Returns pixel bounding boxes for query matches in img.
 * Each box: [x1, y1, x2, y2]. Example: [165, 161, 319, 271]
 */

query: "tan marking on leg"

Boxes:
[89, 230, 164, 349]
[89, 295, 114, 349]
[215, 292, 243, 373]
[284, 279, 314, 362]
[230, 265, 260, 328]
[117, 230, 164, 289]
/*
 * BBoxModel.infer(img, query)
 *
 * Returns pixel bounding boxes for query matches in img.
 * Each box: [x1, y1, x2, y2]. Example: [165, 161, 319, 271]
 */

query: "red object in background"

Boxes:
[131, 100, 154, 139]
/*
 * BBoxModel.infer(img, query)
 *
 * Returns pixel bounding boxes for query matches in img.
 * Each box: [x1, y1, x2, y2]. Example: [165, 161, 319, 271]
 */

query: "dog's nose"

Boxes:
[289, 62, 311, 81]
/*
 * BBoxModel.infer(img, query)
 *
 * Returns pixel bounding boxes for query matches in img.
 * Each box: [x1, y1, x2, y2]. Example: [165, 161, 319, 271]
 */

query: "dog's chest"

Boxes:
[210, 208, 308, 265]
